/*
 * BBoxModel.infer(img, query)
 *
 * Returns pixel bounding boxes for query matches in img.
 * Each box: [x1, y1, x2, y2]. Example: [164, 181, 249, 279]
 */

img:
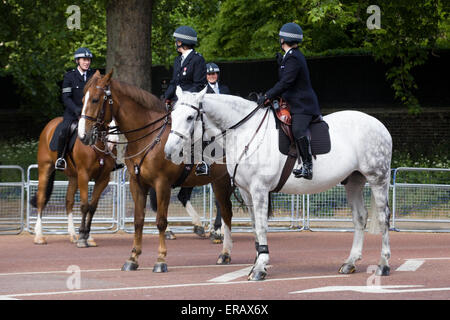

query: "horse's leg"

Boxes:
[368, 181, 391, 276]
[178, 187, 205, 238]
[211, 182, 233, 265]
[66, 176, 78, 243]
[153, 181, 171, 273]
[83, 173, 111, 247]
[76, 171, 91, 248]
[122, 176, 148, 271]
[33, 163, 54, 245]
[339, 172, 368, 274]
[247, 189, 270, 281]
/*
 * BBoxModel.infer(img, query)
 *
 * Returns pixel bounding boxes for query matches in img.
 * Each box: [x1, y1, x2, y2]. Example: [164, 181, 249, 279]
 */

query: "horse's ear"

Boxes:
[94, 70, 101, 77]
[198, 86, 208, 100]
[103, 68, 114, 84]
[176, 86, 183, 98]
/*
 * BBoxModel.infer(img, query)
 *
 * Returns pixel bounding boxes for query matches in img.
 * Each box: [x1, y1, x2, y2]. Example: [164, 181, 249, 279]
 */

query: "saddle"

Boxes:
[49, 120, 78, 152]
[272, 99, 331, 157]
[270, 99, 331, 193]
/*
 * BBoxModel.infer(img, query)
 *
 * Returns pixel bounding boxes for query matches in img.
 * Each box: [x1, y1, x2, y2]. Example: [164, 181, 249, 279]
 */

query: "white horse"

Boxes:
[164, 86, 393, 281]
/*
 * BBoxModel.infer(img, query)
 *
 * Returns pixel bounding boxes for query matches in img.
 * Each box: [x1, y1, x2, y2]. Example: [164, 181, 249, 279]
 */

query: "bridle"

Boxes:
[170, 97, 269, 187]
[80, 85, 114, 144]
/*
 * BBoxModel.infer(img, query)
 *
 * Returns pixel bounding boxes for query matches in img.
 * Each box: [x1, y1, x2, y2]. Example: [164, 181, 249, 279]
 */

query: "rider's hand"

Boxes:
[257, 94, 271, 107]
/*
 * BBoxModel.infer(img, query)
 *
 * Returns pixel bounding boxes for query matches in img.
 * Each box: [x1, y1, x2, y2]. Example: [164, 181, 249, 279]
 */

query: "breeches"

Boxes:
[291, 114, 313, 139]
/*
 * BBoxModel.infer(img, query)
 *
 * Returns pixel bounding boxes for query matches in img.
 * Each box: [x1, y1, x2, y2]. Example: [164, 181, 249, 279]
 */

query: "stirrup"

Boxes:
[55, 158, 67, 171]
[195, 161, 210, 176]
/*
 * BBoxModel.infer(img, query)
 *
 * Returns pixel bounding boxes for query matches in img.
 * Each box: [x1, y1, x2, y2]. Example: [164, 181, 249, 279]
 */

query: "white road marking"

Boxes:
[396, 259, 425, 272]
[208, 266, 254, 282]
[0, 274, 348, 299]
[0, 264, 252, 277]
[290, 285, 450, 294]
[395, 257, 450, 272]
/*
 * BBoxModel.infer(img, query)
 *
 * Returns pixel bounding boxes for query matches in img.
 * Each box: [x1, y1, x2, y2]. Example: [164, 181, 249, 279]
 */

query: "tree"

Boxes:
[1, 0, 106, 119]
[106, 0, 153, 91]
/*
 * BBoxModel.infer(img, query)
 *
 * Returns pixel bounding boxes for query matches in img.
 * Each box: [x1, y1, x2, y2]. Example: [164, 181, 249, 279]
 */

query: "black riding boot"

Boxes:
[292, 136, 313, 180]
[195, 160, 210, 176]
[55, 132, 69, 170]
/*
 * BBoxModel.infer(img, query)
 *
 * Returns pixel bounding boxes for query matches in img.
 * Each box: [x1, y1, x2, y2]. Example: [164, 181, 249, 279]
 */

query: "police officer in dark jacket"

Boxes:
[258, 23, 321, 180]
[206, 63, 230, 95]
[164, 26, 207, 104]
[56, 47, 95, 170]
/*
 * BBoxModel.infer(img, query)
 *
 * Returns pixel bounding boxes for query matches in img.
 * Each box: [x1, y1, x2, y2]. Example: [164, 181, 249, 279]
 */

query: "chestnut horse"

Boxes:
[78, 70, 234, 272]
[30, 116, 118, 247]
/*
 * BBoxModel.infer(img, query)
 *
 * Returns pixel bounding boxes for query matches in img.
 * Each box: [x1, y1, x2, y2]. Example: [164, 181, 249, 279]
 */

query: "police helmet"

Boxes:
[74, 47, 93, 61]
[279, 23, 303, 44]
[206, 63, 220, 74]
[173, 26, 198, 46]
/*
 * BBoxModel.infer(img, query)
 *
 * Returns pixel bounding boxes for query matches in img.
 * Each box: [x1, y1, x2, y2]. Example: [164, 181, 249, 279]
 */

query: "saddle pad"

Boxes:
[49, 121, 78, 152]
[278, 119, 331, 156]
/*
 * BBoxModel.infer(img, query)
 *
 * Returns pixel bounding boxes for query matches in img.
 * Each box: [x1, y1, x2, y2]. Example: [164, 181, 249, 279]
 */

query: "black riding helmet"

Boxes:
[74, 47, 93, 63]
[173, 26, 198, 47]
[279, 22, 303, 44]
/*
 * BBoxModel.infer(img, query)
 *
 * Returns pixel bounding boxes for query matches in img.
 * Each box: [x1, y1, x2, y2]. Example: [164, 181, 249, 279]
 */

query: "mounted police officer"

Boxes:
[56, 47, 95, 170]
[206, 63, 230, 95]
[164, 26, 207, 104]
[195, 62, 232, 177]
[258, 23, 321, 180]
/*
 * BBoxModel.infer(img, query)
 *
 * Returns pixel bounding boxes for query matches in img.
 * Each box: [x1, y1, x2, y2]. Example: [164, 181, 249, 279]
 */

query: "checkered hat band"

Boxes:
[279, 31, 303, 40]
[74, 53, 92, 58]
[208, 67, 220, 73]
[173, 32, 197, 42]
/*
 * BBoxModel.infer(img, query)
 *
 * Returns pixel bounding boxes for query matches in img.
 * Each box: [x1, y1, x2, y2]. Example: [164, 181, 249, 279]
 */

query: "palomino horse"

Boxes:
[78, 70, 234, 272]
[31, 116, 118, 247]
[165, 87, 393, 281]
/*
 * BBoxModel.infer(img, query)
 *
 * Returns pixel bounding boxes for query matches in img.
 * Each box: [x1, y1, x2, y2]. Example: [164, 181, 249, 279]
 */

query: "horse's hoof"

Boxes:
[165, 230, 176, 240]
[153, 262, 168, 273]
[338, 263, 356, 274]
[193, 225, 206, 238]
[216, 253, 231, 265]
[87, 239, 98, 247]
[69, 234, 78, 243]
[248, 270, 267, 281]
[376, 265, 390, 276]
[121, 261, 139, 271]
[76, 239, 89, 248]
[34, 237, 47, 245]
[209, 231, 223, 244]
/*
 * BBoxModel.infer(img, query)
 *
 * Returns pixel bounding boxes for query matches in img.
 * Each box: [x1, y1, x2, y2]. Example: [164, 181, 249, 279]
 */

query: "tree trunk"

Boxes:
[106, 0, 152, 92]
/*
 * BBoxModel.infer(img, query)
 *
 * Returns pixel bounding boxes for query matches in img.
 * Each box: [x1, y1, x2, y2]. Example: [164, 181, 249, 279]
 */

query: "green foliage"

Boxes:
[1, 0, 106, 120]
[363, 0, 443, 114]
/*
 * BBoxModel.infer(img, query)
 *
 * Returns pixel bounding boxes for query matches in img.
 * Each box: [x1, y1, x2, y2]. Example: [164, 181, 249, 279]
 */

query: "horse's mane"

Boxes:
[84, 74, 165, 113]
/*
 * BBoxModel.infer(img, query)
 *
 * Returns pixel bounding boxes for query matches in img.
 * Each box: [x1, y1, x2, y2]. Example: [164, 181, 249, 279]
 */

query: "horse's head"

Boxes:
[164, 86, 207, 163]
[78, 69, 114, 145]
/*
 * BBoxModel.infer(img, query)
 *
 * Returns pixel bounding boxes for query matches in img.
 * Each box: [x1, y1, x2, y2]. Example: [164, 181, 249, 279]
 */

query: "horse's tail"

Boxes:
[30, 170, 56, 208]
[149, 187, 158, 212]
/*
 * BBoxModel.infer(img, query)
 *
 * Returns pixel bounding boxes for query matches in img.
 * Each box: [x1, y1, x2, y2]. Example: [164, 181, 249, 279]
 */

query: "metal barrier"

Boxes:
[26, 165, 120, 235]
[1, 164, 449, 235]
[392, 167, 450, 232]
[120, 167, 211, 234]
[0, 165, 25, 234]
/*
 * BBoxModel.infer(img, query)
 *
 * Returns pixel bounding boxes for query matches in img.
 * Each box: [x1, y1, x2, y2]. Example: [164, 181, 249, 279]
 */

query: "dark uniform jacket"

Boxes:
[164, 50, 207, 100]
[61, 68, 95, 120]
[265, 48, 320, 115]
[206, 82, 230, 95]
